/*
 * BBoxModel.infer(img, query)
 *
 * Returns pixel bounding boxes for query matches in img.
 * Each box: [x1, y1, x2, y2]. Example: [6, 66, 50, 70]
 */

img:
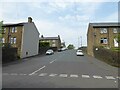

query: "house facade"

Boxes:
[39, 35, 61, 50]
[2, 17, 40, 58]
[87, 23, 119, 56]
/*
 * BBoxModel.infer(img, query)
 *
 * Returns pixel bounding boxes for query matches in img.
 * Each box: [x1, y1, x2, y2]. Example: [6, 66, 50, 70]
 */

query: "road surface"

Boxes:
[2, 50, 119, 88]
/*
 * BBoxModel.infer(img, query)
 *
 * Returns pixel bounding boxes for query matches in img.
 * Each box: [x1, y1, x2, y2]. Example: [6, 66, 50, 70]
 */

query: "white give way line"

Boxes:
[29, 66, 46, 75]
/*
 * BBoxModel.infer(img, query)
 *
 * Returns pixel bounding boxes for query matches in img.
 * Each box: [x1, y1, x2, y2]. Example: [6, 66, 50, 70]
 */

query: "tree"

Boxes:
[67, 44, 75, 49]
[39, 42, 50, 47]
[114, 34, 120, 43]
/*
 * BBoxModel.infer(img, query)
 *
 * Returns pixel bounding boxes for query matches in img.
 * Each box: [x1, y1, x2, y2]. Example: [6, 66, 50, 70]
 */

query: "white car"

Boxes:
[76, 50, 84, 56]
[46, 49, 54, 55]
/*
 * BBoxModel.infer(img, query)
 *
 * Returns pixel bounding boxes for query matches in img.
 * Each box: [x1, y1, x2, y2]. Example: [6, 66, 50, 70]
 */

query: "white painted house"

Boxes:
[20, 17, 40, 58]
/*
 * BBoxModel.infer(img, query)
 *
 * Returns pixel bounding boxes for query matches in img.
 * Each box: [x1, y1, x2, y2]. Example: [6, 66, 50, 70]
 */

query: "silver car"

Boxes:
[76, 50, 84, 56]
[46, 49, 54, 55]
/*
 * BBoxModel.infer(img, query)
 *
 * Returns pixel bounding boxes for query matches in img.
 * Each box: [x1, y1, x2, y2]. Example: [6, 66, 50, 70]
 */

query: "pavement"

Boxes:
[2, 49, 120, 88]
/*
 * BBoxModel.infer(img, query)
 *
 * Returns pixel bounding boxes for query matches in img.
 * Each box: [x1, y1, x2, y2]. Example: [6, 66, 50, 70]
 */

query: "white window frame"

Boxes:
[15, 27, 17, 32]
[13, 37, 16, 44]
[13, 37, 17, 44]
[100, 28, 107, 34]
[100, 38, 108, 44]
[2, 38, 5, 43]
[12, 27, 17, 33]
[113, 28, 117, 33]
[52, 40, 56, 43]
[10, 37, 13, 44]
[52, 43, 56, 47]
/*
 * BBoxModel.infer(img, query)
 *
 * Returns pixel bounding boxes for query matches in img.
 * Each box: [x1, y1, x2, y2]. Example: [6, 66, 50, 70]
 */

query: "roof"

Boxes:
[2, 22, 29, 27]
[89, 22, 120, 27]
[40, 37, 59, 40]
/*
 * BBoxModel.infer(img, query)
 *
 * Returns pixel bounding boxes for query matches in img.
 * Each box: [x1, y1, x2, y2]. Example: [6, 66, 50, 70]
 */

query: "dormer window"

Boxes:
[100, 28, 107, 34]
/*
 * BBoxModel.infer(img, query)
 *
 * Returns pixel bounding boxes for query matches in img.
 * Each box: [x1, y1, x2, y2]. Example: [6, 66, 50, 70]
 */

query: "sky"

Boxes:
[0, 0, 119, 48]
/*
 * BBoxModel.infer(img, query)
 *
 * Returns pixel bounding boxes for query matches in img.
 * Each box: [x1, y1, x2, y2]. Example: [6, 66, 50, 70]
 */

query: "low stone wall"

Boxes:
[2, 47, 18, 63]
[93, 47, 120, 67]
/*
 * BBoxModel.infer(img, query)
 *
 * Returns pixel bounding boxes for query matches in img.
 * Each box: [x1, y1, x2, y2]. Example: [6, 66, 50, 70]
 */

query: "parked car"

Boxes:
[58, 48, 62, 52]
[77, 49, 82, 52]
[76, 50, 84, 56]
[46, 49, 54, 55]
[61, 47, 67, 51]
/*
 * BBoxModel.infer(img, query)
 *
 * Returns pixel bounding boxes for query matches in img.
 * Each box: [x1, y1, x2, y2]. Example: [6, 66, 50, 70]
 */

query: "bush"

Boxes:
[2, 47, 18, 63]
[93, 46, 120, 67]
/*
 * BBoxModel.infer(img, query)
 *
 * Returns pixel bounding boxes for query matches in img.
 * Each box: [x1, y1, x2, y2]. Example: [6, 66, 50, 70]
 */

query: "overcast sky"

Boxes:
[0, 0, 119, 48]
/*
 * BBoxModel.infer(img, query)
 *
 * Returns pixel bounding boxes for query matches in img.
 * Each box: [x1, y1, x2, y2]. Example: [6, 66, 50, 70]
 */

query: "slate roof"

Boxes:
[2, 22, 29, 27]
[90, 22, 120, 27]
[40, 37, 59, 40]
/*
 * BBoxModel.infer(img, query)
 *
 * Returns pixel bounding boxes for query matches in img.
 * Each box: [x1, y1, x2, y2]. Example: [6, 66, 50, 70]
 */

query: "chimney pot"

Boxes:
[28, 17, 32, 23]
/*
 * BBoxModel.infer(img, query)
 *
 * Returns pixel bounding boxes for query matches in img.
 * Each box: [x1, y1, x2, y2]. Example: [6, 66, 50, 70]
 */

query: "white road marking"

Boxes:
[49, 74, 57, 77]
[29, 66, 46, 75]
[39, 73, 47, 76]
[93, 75, 103, 79]
[82, 75, 90, 78]
[10, 73, 18, 75]
[50, 60, 55, 64]
[59, 74, 68, 77]
[70, 74, 78, 78]
[105, 76, 116, 80]
[19, 74, 27, 75]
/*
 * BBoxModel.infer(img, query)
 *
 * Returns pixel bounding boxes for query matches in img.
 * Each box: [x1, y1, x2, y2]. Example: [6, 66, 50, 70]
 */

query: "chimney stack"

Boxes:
[28, 17, 32, 23]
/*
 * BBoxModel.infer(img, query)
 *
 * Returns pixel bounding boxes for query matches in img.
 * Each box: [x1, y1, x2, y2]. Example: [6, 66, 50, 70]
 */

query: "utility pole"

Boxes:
[78, 37, 80, 48]
[80, 36, 82, 47]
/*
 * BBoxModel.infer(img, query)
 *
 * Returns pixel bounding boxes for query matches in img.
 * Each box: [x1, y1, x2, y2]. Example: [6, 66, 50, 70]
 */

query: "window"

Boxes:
[2, 28, 6, 33]
[10, 37, 16, 44]
[13, 37, 16, 44]
[100, 28, 107, 34]
[2, 38, 5, 43]
[100, 38, 108, 44]
[113, 28, 117, 33]
[52, 40, 56, 43]
[10, 37, 13, 44]
[12, 27, 17, 33]
[52, 44, 56, 47]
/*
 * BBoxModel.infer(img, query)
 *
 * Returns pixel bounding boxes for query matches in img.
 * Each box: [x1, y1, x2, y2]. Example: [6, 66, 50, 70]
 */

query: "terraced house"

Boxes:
[39, 35, 61, 50]
[87, 23, 119, 56]
[2, 17, 40, 58]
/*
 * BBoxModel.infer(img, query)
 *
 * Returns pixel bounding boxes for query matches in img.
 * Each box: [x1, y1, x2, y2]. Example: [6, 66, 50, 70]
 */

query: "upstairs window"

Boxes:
[12, 27, 17, 33]
[100, 28, 107, 34]
[2, 27, 6, 33]
[100, 38, 108, 44]
[113, 28, 118, 33]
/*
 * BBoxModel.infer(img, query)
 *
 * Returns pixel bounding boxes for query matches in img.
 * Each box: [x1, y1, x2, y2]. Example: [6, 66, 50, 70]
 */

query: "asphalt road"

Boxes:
[2, 49, 119, 88]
